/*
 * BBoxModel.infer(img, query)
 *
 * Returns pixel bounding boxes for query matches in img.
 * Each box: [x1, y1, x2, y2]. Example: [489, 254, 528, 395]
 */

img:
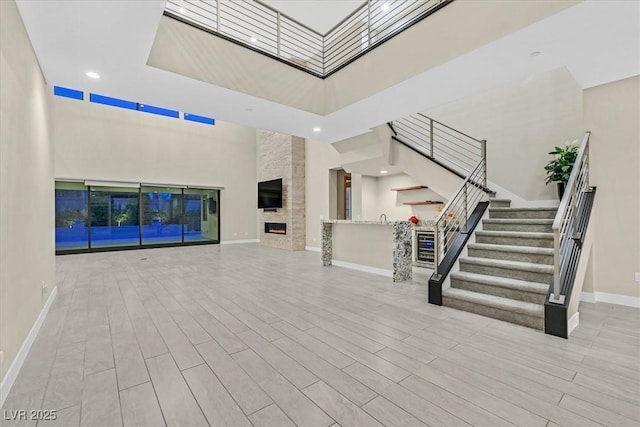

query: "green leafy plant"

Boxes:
[152, 211, 168, 223]
[113, 210, 129, 226]
[544, 142, 578, 184]
[59, 209, 85, 227]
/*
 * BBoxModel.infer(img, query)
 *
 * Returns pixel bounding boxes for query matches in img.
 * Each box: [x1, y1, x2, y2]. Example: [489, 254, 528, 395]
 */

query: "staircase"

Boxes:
[442, 198, 557, 330]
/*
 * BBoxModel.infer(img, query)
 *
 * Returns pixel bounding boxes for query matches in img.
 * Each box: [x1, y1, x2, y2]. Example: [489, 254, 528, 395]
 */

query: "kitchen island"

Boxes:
[321, 220, 414, 282]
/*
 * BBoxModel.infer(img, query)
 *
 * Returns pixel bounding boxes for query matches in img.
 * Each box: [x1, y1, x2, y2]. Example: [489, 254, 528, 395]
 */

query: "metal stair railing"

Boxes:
[432, 157, 487, 280]
[391, 112, 488, 281]
[549, 131, 591, 304]
[392, 112, 486, 179]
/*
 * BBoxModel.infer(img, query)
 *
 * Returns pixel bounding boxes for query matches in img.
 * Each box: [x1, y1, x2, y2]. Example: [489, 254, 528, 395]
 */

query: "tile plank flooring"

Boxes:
[2, 244, 639, 426]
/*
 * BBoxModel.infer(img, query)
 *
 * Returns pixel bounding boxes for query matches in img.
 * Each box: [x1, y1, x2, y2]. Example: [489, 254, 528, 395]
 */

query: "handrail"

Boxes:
[254, 0, 324, 36]
[388, 111, 489, 281]
[417, 113, 483, 144]
[549, 131, 591, 304]
[323, 0, 371, 36]
[392, 113, 485, 178]
[432, 157, 487, 279]
[164, 0, 453, 78]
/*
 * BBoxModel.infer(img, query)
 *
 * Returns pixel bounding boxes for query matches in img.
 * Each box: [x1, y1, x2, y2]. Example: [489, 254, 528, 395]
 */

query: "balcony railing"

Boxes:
[165, 0, 453, 77]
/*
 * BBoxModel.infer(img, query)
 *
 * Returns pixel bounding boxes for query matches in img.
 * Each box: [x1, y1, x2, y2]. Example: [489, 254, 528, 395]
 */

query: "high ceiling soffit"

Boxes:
[16, 0, 640, 143]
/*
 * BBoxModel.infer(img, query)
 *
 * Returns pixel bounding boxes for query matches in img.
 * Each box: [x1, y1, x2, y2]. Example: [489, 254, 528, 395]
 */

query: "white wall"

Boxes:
[305, 139, 341, 248]
[52, 96, 258, 242]
[424, 67, 584, 201]
[361, 175, 378, 221]
[305, 139, 448, 246]
[150, 15, 325, 115]
[584, 76, 640, 299]
[0, 0, 55, 381]
[324, 0, 578, 113]
[358, 174, 445, 222]
[376, 174, 445, 222]
[154, 1, 576, 116]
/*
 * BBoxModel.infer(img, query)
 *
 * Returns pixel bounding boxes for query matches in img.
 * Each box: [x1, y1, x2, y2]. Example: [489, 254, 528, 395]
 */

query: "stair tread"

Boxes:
[489, 207, 557, 212]
[483, 218, 554, 224]
[489, 198, 511, 202]
[443, 288, 544, 316]
[460, 256, 554, 273]
[467, 243, 554, 255]
[476, 230, 553, 239]
[451, 271, 549, 293]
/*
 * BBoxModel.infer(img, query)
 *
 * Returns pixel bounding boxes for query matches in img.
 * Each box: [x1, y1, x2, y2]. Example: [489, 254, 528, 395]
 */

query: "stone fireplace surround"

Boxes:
[257, 130, 305, 251]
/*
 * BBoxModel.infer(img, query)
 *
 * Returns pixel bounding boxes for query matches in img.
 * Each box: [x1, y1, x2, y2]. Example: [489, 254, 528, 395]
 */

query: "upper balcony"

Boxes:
[164, 0, 453, 78]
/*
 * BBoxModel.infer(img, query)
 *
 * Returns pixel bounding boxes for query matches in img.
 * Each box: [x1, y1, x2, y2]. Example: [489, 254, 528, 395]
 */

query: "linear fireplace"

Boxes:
[264, 222, 286, 235]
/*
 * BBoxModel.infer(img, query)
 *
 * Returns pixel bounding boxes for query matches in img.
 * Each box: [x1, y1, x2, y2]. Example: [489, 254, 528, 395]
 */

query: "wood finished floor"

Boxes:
[2, 244, 639, 427]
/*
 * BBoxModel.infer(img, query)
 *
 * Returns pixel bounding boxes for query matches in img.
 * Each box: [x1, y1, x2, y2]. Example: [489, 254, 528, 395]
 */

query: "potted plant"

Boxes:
[544, 141, 578, 200]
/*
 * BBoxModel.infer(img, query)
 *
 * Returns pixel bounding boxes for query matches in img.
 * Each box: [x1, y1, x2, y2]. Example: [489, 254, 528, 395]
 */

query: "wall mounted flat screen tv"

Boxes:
[258, 178, 283, 209]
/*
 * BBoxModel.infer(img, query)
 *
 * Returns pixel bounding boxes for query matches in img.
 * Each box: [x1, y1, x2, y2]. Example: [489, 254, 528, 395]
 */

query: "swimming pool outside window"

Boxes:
[54, 181, 221, 253]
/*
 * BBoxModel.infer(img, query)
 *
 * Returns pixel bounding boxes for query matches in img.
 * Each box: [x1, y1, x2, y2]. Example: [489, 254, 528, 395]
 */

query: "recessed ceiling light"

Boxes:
[85, 71, 100, 79]
[380, 170, 388, 174]
[179, 7, 186, 14]
[530, 51, 542, 57]
[382, 2, 390, 11]
[313, 127, 321, 132]
[250, 37, 257, 43]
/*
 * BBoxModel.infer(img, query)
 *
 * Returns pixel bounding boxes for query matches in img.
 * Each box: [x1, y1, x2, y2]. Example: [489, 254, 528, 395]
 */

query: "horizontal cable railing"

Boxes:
[433, 157, 487, 279]
[392, 113, 485, 177]
[165, 0, 453, 78]
[549, 132, 591, 304]
[391, 111, 488, 280]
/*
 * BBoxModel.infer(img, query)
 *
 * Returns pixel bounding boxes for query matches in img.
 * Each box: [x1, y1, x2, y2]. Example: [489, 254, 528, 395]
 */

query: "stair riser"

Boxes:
[489, 200, 511, 208]
[468, 248, 553, 265]
[442, 297, 544, 330]
[451, 278, 547, 304]
[482, 223, 553, 233]
[489, 210, 556, 219]
[476, 235, 554, 248]
[460, 262, 552, 283]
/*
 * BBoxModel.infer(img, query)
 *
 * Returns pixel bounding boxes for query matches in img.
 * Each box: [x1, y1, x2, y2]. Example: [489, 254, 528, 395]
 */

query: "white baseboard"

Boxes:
[568, 312, 580, 335]
[581, 291, 640, 308]
[305, 246, 321, 252]
[221, 239, 259, 245]
[331, 260, 393, 278]
[0, 286, 58, 409]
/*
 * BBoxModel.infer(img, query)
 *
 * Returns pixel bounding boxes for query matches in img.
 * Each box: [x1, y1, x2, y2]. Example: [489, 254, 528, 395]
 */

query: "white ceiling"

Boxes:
[262, 0, 365, 34]
[15, 0, 640, 143]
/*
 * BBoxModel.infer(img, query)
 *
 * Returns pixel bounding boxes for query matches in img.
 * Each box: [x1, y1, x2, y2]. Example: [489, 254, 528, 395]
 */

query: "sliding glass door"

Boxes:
[55, 182, 89, 250]
[89, 186, 140, 248]
[141, 186, 183, 245]
[184, 189, 219, 242]
[55, 181, 220, 253]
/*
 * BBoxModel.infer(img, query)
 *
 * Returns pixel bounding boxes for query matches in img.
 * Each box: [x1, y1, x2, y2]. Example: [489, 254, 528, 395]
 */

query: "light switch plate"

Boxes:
[635, 272, 640, 282]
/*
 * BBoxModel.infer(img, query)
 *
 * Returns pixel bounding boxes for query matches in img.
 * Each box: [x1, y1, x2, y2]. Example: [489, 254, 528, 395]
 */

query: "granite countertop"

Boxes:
[321, 219, 435, 228]
[322, 219, 404, 225]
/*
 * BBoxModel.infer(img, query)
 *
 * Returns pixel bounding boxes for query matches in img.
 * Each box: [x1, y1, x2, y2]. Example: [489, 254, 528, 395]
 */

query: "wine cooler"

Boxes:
[415, 230, 435, 268]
